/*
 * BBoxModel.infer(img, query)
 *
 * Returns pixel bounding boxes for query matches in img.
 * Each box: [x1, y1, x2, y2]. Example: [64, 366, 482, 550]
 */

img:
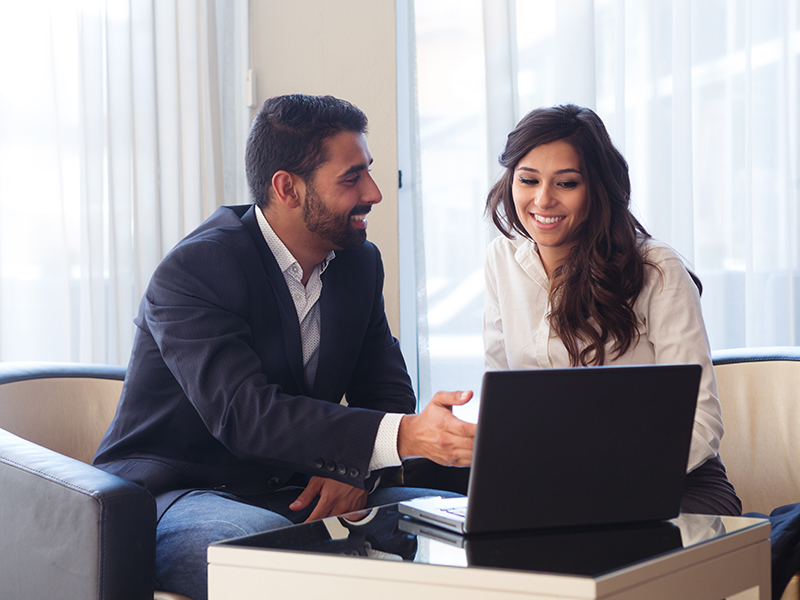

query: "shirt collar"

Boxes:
[512, 235, 549, 290]
[255, 205, 335, 276]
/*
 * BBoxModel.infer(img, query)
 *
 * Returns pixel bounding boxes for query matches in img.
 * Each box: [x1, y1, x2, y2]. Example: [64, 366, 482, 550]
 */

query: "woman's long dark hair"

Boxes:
[486, 104, 664, 366]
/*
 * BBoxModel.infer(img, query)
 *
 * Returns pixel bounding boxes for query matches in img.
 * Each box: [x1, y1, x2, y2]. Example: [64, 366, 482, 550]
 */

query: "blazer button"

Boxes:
[337, 463, 347, 476]
[314, 458, 324, 469]
[348, 467, 359, 478]
[325, 461, 336, 472]
[267, 477, 281, 488]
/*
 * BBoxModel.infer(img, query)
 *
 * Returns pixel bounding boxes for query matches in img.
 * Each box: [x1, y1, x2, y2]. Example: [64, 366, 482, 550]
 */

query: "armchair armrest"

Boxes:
[0, 428, 156, 600]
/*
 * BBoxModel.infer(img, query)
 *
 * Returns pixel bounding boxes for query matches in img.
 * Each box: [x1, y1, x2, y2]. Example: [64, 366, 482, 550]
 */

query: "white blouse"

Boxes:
[483, 235, 723, 473]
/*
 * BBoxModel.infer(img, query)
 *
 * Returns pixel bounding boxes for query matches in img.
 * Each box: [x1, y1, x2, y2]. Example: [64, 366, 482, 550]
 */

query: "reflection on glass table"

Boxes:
[216, 503, 761, 579]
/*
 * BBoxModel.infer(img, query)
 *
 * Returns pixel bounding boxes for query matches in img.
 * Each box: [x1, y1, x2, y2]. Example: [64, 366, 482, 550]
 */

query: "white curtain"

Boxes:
[0, 0, 250, 364]
[413, 0, 799, 414]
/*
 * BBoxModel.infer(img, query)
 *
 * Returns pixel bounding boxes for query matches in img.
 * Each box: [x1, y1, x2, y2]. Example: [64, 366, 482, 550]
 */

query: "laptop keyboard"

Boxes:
[441, 506, 468, 518]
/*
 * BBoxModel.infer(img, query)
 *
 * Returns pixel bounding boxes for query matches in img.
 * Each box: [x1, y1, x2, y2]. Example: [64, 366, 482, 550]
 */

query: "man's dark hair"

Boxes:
[245, 94, 369, 208]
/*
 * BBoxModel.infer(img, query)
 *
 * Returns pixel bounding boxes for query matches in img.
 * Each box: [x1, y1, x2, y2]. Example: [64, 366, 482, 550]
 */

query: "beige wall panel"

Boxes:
[250, 1, 401, 334]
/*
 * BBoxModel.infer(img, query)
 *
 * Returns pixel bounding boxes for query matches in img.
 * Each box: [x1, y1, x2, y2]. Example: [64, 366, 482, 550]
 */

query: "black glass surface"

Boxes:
[215, 503, 765, 578]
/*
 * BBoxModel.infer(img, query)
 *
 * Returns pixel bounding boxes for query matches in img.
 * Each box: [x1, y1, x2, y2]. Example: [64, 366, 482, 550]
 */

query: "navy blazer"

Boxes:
[93, 205, 416, 517]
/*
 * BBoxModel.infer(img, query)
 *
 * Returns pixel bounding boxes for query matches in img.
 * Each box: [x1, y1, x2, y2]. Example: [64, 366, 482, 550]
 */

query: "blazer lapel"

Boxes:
[241, 206, 306, 393]
[312, 255, 359, 401]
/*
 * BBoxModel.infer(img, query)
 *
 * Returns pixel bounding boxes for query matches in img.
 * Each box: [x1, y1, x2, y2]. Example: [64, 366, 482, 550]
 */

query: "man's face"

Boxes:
[300, 131, 382, 250]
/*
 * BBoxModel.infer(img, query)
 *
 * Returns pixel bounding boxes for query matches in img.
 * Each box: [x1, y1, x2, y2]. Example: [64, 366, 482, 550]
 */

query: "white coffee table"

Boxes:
[208, 505, 770, 600]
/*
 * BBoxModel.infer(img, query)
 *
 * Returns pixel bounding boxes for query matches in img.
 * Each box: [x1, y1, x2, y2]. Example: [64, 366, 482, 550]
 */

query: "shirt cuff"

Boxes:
[368, 413, 404, 473]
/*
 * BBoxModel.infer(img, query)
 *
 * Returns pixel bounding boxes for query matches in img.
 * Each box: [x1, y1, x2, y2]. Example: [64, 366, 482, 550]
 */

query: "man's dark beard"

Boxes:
[302, 182, 368, 249]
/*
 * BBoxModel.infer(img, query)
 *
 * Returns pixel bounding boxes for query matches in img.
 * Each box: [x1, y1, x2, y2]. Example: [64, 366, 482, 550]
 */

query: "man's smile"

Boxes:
[350, 207, 370, 229]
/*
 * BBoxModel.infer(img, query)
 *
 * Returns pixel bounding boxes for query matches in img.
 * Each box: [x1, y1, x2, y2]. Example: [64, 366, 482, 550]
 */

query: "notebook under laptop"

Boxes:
[398, 364, 701, 535]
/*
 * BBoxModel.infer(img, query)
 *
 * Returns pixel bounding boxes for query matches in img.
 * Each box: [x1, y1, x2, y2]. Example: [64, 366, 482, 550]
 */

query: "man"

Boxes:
[93, 94, 476, 599]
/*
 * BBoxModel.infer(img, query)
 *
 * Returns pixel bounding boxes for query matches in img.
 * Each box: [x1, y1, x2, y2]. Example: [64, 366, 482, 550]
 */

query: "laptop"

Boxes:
[398, 364, 701, 534]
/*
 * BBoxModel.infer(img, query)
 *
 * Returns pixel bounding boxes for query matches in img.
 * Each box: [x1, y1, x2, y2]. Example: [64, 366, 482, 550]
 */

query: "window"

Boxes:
[411, 0, 799, 416]
[0, 0, 249, 363]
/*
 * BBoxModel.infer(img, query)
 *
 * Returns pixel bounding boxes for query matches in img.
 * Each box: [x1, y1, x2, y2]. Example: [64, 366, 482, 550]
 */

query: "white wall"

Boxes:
[249, 0, 401, 334]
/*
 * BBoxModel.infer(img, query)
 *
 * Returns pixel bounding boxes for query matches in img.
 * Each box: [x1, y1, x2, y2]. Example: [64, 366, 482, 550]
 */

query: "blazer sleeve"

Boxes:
[143, 235, 387, 489]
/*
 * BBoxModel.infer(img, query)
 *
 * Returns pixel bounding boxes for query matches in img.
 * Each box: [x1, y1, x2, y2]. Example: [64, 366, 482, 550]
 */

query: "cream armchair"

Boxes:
[713, 346, 800, 600]
[0, 362, 192, 600]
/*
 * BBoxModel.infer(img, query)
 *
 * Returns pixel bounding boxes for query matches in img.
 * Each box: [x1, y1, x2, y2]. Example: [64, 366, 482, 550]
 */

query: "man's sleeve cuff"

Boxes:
[368, 413, 404, 472]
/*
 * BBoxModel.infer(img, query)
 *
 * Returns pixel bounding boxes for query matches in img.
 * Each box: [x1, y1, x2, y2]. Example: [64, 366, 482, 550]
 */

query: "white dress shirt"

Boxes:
[483, 234, 723, 473]
[255, 208, 403, 474]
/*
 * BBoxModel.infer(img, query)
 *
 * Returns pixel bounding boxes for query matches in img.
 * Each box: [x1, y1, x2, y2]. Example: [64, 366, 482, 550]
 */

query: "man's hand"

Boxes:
[397, 390, 476, 466]
[290, 476, 368, 523]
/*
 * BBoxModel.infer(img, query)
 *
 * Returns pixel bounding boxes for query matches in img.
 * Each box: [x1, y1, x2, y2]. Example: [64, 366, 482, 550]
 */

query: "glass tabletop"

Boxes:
[214, 503, 767, 578]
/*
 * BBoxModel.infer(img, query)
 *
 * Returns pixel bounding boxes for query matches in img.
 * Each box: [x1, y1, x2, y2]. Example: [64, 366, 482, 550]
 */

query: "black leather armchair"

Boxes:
[0, 362, 191, 600]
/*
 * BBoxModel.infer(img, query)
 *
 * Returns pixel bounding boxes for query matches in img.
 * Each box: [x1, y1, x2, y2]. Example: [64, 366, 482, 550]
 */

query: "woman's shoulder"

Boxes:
[638, 237, 700, 291]
[639, 237, 687, 266]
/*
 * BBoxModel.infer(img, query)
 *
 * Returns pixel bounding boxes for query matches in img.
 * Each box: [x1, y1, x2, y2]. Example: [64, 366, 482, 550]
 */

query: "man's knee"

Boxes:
[155, 501, 292, 600]
[158, 508, 292, 549]
[367, 485, 463, 508]
[156, 492, 293, 565]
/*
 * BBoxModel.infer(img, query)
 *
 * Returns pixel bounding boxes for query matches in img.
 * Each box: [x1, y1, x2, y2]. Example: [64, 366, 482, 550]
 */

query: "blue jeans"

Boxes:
[155, 485, 458, 600]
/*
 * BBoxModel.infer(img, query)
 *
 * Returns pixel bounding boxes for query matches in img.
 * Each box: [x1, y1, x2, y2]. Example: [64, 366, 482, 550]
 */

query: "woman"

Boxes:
[483, 104, 741, 515]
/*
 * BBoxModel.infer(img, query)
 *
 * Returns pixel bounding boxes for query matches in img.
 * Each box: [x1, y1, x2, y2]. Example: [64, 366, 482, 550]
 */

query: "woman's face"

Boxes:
[512, 139, 589, 274]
